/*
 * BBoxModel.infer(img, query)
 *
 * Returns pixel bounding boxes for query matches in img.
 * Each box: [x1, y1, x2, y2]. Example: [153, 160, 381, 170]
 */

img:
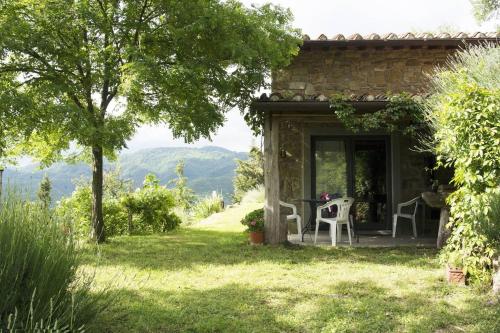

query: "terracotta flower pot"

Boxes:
[446, 266, 466, 285]
[249, 231, 264, 245]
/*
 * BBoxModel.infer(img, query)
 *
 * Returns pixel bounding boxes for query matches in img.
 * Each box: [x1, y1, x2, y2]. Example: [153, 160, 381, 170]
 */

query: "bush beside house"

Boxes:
[426, 45, 500, 284]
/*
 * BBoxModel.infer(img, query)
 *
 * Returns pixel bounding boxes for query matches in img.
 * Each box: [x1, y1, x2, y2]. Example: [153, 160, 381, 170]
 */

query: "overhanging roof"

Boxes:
[301, 32, 499, 49]
[253, 93, 427, 112]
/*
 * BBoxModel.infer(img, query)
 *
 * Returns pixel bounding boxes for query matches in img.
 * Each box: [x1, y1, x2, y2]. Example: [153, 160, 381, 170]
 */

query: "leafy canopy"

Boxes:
[470, 0, 500, 23]
[0, 0, 301, 163]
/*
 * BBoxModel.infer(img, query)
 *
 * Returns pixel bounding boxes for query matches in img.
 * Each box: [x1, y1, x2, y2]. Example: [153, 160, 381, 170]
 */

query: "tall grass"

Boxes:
[193, 193, 224, 220]
[0, 194, 105, 332]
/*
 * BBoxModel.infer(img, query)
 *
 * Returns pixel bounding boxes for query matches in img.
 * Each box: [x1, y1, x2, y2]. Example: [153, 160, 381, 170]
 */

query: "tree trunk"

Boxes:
[0, 169, 3, 201]
[91, 146, 105, 243]
[128, 209, 133, 235]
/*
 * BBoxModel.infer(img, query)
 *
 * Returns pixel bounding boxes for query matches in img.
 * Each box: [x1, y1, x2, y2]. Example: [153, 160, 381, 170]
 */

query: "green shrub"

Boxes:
[484, 191, 500, 249]
[193, 193, 224, 219]
[56, 184, 93, 239]
[122, 174, 181, 233]
[57, 185, 130, 239]
[56, 171, 183, 238]
[0, 194, 104, 331]
[426, 45, 500, 283]
[240, 208, 264, 232]
[103, 198, 129, 236]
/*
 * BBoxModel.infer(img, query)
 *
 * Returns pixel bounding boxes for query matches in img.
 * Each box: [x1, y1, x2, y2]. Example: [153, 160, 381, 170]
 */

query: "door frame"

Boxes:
[311, 135, 392, 230]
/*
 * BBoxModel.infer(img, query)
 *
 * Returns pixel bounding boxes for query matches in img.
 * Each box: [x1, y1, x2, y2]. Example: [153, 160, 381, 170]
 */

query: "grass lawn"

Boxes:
[83, 201, 500, 333]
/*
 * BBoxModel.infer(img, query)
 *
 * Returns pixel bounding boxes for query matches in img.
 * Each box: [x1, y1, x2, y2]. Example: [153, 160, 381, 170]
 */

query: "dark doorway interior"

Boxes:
[312, 136, 391, 231]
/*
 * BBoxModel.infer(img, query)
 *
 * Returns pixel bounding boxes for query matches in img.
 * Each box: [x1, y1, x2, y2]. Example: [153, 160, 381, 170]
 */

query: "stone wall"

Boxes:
[272, 47, 455, 96]
[271, 46, 447, 235]
[278, 119, 304, 234]
[275, 117, 430, 235]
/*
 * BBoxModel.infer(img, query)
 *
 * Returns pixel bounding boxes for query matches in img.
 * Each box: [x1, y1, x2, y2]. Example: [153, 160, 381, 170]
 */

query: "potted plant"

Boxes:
[241, 208, 265, 245]
[445, 252, 466, 285]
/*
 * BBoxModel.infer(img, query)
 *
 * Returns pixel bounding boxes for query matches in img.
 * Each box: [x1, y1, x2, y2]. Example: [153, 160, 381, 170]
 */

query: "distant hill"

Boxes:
[2, 146, 248, 203]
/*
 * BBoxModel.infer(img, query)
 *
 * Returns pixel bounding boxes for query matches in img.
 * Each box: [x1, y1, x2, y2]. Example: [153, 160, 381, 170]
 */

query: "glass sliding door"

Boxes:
[312, 136, 391, 231]
[313, 140, 348, 198]
[352, 139, 389, 230]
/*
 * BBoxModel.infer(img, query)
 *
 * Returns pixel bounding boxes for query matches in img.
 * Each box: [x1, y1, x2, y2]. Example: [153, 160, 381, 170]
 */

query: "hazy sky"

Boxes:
[125, 0, 490, 153]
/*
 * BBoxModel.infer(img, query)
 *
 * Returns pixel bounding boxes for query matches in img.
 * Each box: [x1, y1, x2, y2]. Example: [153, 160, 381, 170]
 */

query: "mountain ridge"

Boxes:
[3, 146, 248, 202]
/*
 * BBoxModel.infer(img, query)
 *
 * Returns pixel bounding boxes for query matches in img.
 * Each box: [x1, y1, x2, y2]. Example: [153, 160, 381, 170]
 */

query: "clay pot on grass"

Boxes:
[446, 266, 466, 285]
[249, 231, 264, 245]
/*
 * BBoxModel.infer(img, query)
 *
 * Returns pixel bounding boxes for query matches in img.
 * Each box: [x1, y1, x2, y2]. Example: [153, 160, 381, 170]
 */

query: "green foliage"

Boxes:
[0, 0, 300, 240]
[426, 45, 500, 284]
[470, 0, 500, 23]
[170, 160, 196, 211]
[59, 171, 181, 237]
[331, 93, 426, 136]
[56, 185, 93, 239]
[57, 169, 132, 239]
[485, 191, 500, 246]
[37, 174, 51, 208]
[233, 147, 264, 203]
[123, 174, 180, 233]
[240, 208, 264, 232]
[192, 193, 224, 220]
[0, 194, 105, 331]
[244, 103, 265, 136]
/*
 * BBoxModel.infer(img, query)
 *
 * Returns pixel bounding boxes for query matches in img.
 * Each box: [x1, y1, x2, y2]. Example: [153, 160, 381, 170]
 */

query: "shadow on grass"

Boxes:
[309, 280, 499, 333]
[89, 280, 500, 333]
[89, 283, 304, 333]
[81, 228, 439, 272]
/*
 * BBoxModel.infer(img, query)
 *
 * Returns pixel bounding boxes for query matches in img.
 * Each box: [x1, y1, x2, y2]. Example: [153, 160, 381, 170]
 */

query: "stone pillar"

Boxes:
[264, 113, 286, 244]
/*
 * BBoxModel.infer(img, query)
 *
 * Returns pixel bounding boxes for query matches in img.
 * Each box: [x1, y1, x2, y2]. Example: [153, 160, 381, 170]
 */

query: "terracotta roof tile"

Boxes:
[400, 32, 416, 39]
[383, 32, 398, 40]
[437, 32, 452, 38]
[301, 31, 497, 42]
[453, 32, 468, 38]
[317, 34, 328, 41]
[366, 33, 381, 40]
[349, 33, 364, 40]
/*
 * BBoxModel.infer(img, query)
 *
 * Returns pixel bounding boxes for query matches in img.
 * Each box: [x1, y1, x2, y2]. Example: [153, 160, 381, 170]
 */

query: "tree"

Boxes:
[0, 0, 300, 242]
[170, 160, 195, 211]
[37, 174, 52, 208]
[232, 146, 264, 203]
[470, 0, 500, 23]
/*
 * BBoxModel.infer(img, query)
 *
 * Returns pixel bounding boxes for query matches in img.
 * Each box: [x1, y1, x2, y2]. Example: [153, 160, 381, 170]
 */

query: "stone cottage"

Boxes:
[252, 32, 499, 244]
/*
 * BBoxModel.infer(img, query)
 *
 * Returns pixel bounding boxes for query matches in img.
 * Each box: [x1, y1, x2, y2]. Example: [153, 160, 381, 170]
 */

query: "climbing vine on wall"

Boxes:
[330, 93, 426, 137]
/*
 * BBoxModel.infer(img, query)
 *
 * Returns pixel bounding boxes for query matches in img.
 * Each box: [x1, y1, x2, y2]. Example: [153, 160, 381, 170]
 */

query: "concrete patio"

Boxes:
[288, 230, 436, 248]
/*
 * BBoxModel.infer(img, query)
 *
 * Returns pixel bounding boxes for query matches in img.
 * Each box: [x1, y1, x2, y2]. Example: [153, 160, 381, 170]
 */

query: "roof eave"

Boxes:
[301, 38, 499, 49]
[253, 100, 388, 113]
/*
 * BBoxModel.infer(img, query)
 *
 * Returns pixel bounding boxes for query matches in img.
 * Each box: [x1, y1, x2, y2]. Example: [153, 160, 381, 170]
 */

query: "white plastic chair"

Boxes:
[315, 197, 354, 246]
[279, 201, 302, 240]
[392, 197, 420, 238]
